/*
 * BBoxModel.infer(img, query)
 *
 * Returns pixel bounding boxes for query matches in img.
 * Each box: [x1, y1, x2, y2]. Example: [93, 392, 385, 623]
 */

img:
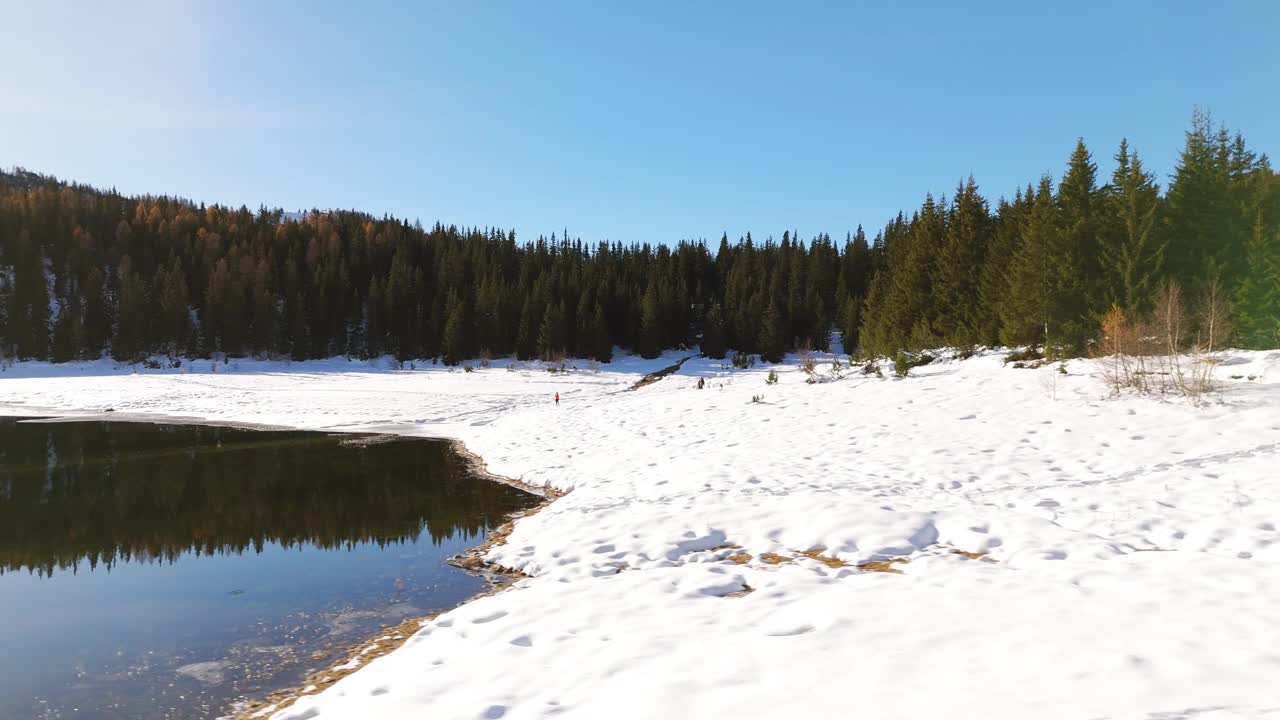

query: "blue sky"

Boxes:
[3, 1, 1277, 244]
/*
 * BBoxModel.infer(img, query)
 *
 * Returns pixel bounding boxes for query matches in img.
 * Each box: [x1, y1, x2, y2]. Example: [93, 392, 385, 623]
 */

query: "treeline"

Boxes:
[861, 112, 1279, 356]
[0, 110, 1277, 365]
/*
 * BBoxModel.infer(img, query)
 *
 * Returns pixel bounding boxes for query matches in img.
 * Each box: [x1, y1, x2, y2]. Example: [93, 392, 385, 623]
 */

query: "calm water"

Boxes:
[0, 417, 535, 720]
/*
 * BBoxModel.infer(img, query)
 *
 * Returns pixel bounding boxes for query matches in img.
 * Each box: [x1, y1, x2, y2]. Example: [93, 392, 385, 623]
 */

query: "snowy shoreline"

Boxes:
[4, 349, 1280, 719]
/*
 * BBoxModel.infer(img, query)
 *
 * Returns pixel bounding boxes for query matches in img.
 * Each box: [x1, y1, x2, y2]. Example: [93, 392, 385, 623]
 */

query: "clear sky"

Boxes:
[3, 1, 1277, 244]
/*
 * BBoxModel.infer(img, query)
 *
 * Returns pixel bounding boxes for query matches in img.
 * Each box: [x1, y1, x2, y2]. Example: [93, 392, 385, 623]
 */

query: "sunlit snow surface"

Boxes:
[3, 349, 1280, 720]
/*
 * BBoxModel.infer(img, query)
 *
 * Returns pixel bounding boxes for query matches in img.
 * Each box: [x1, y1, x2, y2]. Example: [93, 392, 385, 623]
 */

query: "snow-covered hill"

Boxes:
[2, 350, 1279, 719]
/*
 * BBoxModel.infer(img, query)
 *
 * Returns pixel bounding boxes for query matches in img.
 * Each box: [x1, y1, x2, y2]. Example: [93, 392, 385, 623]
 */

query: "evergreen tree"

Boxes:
[637, 278, 661, 359]
[113, 262, 149, 361]
[933, 177, 990, 344]
[442, 292, 470, 365]
[1234, 212, 1280, 348]
[1058, 139, 1103, 324]
[1001, 177, 1067, 349]
[758, 299, 785, 363]
[1101, 140, 1164, 313]
[839, 295, 860, 355]
[1164, 110, 1236, 293]
[700, 303, 727, 359]
[590, 301, 613, 362]
[975, 191, 1029, 345]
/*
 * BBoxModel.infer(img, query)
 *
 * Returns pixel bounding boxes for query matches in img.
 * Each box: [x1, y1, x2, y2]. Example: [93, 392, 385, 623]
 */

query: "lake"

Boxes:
[0, 416, 536, 719]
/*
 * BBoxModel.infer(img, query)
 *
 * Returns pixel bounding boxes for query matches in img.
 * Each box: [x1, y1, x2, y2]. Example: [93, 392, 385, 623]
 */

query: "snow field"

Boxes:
[2, 349, 1279, 719]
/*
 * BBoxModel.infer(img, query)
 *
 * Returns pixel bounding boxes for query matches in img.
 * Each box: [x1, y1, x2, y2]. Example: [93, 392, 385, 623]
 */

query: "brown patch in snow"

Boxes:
[857, 558, 909, 574]
[795, 547, 848, 568]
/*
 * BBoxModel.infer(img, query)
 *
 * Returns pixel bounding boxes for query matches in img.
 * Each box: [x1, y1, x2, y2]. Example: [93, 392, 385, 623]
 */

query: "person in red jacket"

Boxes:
[554, 392, 560, 405]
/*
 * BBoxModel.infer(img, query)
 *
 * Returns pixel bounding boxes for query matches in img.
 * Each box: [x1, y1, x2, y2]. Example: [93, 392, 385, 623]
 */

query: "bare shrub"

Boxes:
[1183, 274, 1232, 403]
[1097, 306, 1134, 394]
[798, 340, 818, 382]
[1094, 278, 1226, 404]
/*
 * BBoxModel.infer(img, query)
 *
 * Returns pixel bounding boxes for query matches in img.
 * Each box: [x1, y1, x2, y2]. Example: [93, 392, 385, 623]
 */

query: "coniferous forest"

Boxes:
[1, 111, 1277, 366]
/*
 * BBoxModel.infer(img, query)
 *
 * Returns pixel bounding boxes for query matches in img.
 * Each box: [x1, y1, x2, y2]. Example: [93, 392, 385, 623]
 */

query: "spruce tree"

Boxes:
[442, 293, 470, 365]
[700, 303, 727, 359]
[1058, 139, 1102, 324]
[839, 296, 859, 355]
[113, 267, 150, 361]
[591, 301, 613, 362]
[975, 191, 1029, 345]
[758, 299, 785, 363]
[933, 177, 990, 344]
[537, 300, 566, 360]
[637, 278, 661, 359]
[1001, 177, 1062, 349]
[1234, 212, 1280, 348]
[1101, 140, 1164, 313]
[1164, 110, 1233, 293]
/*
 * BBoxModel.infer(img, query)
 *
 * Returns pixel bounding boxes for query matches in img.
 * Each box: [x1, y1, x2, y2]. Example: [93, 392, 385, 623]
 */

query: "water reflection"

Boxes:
[0, 417, 534, 720]
[0, 418, 521, 576]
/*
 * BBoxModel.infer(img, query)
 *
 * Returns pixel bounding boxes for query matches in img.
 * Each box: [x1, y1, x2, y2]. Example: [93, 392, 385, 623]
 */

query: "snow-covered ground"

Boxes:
[3, 349, 1280, 720]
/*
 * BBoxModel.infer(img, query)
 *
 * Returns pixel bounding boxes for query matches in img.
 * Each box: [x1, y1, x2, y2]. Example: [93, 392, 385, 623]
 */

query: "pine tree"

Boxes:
[11, 229, 51, 359]
[975, 191, 1028, 345]
[700, 303, 727, 359]
[366, 278, 386, 357]
[442, 292, 470, 365]
[758, 299, 785, 363]
[1164, 110, 1234, 293]
[289, 292, 309, 361]
[1001, 177, 1064, 349]
[1101, 139, 1164, 313]
[537, 300, 566, 360]
[51, 301, 82, 362]
[590, 301, 612, 362]
[933, 177, 990, 344]
[839, 296, 860, 355]
[1058, 139, 1103, 325]
[1233, 212, 1280, 348]
[637, 278, 661, 359]
[158, 260, 192, 356]
[113, 262, 150, 361]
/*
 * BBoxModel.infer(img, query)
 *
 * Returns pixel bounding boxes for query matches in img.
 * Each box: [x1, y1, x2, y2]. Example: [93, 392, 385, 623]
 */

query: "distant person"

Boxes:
[697, 377, 705, 389]
[555, 392, 560, 406]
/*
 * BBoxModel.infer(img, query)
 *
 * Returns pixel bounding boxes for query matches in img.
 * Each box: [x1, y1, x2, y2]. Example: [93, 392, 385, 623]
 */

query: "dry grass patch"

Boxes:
[726, 553, 753, 564]
[759, 552, 792, 565]
[796, 548, 848, 569]
[857, 557, 909, 574]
